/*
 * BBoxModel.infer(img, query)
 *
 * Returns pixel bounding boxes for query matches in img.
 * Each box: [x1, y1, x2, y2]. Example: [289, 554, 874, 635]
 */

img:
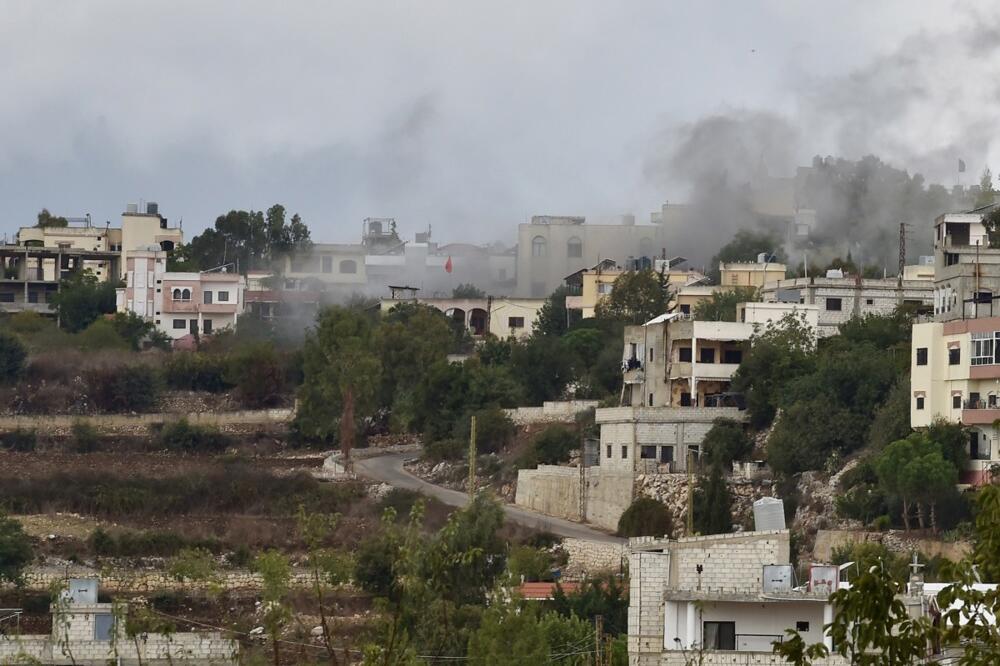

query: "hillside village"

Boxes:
[0, 166, 1000, 665]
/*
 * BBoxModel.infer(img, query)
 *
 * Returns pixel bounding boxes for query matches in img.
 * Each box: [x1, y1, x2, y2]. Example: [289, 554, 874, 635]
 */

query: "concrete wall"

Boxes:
[584, 469, 634, 530]
[504, 400, 598, 425]
[515, 465, 582, 520]
[560, 538, 627, 578]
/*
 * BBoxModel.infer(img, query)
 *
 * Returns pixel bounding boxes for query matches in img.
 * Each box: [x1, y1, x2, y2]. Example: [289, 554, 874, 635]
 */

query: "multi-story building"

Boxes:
[116, 248, 244, 340]
[932, 207, 1000, 321]
[563, 259, 707, 319]
[911, 317, 1000, 485]
[378, 295, 544, 340]
[762, 272, 933, 337]
[515, 214, 667, 297]
[719, 261, 787, 288]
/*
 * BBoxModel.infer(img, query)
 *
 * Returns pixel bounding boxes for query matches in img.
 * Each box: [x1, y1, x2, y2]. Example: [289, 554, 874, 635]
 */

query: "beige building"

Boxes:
[564, 260, 709, 319]
[932, 208, 1000, 321]
[515, 215, 667, 297]
[911, 317, 1000, 485]
[719, 261, 787, 288]
[378, 296, 544, 340]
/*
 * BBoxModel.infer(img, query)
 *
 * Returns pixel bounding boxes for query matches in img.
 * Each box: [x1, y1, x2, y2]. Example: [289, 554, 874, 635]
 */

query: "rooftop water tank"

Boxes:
[60, 579, 98, 605]
[146, 202, 159, 215]
[753, 497, 785, 531]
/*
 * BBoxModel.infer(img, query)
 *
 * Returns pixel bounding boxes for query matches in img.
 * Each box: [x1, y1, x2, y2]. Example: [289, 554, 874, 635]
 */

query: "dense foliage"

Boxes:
[617, 497, 673, 538]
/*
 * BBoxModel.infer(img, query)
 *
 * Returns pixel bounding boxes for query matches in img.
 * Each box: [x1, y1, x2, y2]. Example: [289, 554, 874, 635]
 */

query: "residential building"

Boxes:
[932, 207, 1000, 321]
[378, 295, 545, 339]
[564, 260, 708, 319]
[719, 261, 787, 288]
[762, 273, 933, 337]
[515, 214, 667, 297]
[911, 317, 1000, 485]
[671, 285, 719, 316]
[116, 248, 244, 340]
[0, 578, 237, 664]
[243, 270, 322, 321]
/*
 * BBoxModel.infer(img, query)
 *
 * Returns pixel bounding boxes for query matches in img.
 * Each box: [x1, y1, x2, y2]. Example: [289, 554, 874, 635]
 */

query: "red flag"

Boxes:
[445, 256, 453, 273]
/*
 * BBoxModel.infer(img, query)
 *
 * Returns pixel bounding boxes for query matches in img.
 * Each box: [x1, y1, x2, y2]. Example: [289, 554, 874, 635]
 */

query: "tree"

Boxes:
[297, 507, 352, 665]
[709, 230, 784, 284]
[768, 398, 868, 476]
[226, 342, 287, 408]
[525, 425, 578, 465]
[452, 283, 485, 299]
[534, 286, 579, 337]
[693, 287, 758, 321]
[36, 208, 68, 228]
[108, 311, 156, 351]
[594, 269, 667, 324]
[617, 497, 673, 538]
[0, 513, 33, 584]
[701, 418, 752, 468]
[875, 433, 959, 532]
[49, 270, 118, 332]
[866, 378, 912, 451]
[183, 206, 312, 272]
[0, 330, 27, 384]
[731, 312, 816, 429]
[509, 336, 574, 404]
[298, 308, 382, 459]
[255, 550, 292, 666]
[972, 484, 1000, 582]
[976, 167, 996, 208]
[983, 208, 1000, 248]
[693, 463, 733, 535]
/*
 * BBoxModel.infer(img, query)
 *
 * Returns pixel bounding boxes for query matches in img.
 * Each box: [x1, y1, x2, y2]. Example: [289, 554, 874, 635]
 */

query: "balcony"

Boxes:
[962, 400, 1000, 425]
[693, 362, 741, 380]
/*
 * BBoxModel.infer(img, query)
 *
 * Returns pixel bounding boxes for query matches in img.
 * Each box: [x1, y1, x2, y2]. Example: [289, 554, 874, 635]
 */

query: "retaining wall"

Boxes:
[0, 408, 294, 433]
[505, 400, 598, 425]
[515, 465, 582, 520]
[5, 565, 319, 594]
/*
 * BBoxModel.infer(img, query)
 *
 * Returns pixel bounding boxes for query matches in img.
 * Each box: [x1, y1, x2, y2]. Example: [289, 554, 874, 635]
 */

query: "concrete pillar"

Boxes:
[685, 601, 697, 649]
[823, 603, 834, 651]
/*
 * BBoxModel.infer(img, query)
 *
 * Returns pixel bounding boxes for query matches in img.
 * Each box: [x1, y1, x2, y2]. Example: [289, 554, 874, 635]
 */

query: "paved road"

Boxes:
[355, 453, 624, 544]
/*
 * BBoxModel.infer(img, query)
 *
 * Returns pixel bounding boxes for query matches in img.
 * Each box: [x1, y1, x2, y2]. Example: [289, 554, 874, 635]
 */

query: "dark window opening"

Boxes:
[621, 445, 628, 459]
[678, 347, 692, 362]
[949, 348, 960, 365]
[0, 293, 14, 303]
[680, 392, 692, 407]
[640, 446, 657, 459]
[953, 394, 962, 409]
[508, 316, 524, 328]
[606, 445, 611, 459]
[218, 291, 229, 302]
[796, 621, 810, 632]
[703, 622, 736, 651]
[648, 393, 654, 406]
[172, 319, 185, 329]
[203, 319, 213, 334]
[916, 348, 928, 365]
[204, 291, 213, 304]
[660, 446, 674, 464]
[826, 298, 842, 311]
[723, 349, 742, 364]
[700, 347, 716, 363]
[865, 298, 874, 305]
[680, 304, 691, 314]
[916, 396, 925, 410]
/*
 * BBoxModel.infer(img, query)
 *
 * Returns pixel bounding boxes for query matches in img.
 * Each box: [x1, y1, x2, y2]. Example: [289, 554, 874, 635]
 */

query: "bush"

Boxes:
[163, 353, 231, 392]
[76, 318, 130, 352]
[378, 488, 424, 519]
[158, 419, 231, 453]
[0, 429, 36, 452]
[702, 418, 753, 467]
[88, 526, 220, 557]
[531, 426, 578, 465]
[0, 513, 34, 584]
[85, 363, 160, 413]
[0, 330, 27, 383]
[226, 343, 287, 408]
[452, 407, 517, 455]
[508, 545, 554, 582]
[71, 420, 101, 453]
[424, 438, 465, 463]
[616, 497, 673, 538]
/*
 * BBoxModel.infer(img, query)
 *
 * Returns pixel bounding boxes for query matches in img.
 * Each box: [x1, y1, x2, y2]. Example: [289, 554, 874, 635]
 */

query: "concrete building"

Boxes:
[719, 261, 787, 288]
[378, 295, 545, 340]
[932, 208, 1000, 321]
[762, 273, 933, 337]
[243, 270, 322, 321]
[911, 317, 1000, 485]
[116, 249, 244, 340]
[0, 578, 236, 664]
[515, 214, 667, 297]
[564, 260, 708, 319]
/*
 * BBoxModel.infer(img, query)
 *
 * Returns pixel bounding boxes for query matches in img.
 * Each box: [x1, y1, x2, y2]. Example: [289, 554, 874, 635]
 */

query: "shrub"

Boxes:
[226, 343, 287, 408]
[158, 419, 231, 453]
[85, 363, 160, 413]
[76, 319, 130, 352]
[71, 420, 101, 453]
[0, 331, 26, 383]
[0, 429, 36, 452]
[452, 407, 517, 455]
[617, 497, 673, 538]
[701, 418, 753, 467]
[0, 513, 34, 584]
[531, 426, 578, 465]
[424, 438, 466, 463]
[378, 488, 424, 518]
[508, 545, 554, 582]
[89, 527, 220, 557]
[163, 353, 231, 393]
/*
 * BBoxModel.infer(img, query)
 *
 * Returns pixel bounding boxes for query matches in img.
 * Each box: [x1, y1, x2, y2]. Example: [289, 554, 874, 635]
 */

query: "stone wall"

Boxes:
[0, 628, 235, 665]
[813, 529, 972, 563]
[637, 473, 778, 537]
[0, 408, 294, 433]
[583, 469, 634, 530]
[515, 465, 582, 520]
[7, 565, 319, 594]
[666, 531, 790, 594]
[560, 538, 627, 578]
[504, 400, 598, 425]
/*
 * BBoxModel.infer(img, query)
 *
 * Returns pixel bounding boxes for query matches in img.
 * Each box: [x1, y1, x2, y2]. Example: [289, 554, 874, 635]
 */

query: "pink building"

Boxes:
[116, 248, 244, 340]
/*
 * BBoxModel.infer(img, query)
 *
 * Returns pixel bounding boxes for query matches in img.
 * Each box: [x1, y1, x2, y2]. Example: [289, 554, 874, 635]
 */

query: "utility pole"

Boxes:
[686, 449, 694, 535]
[468, 415, 477, 497]
[898, 222, 907, 306]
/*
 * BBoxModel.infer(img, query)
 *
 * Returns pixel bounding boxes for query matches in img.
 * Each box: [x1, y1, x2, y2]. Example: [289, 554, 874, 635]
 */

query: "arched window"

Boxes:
[182, 288, 191, 301]
[567, 236, 582, 258]
[532, 236, 547, 257]
[172, 288, 181, 300]
[339, 259, 358, 274]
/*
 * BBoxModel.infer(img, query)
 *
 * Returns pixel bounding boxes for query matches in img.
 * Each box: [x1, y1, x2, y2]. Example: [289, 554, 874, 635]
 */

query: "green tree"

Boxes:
[701, 418, 752, 467]
[534, 286, 580, 337]
[983, 208, 1000, 248]
[972, 484, 1000, 582]
[77, 318, 130, 351]
[466, 604, 549, 666]
[594, 269, 667, 324]
[49, 269, 118, 332]
[0, 330, 27, 384]
[507, 545, 554, 583]
[509, 336, 574, 404]
[298, 307, 382, 457]
[0, 513, 33, 584]
[550, 575, 628, 637]
[866, 378, 912, 451]
[693, 286, 758, 321]
[768, 398, 868, 476]
[731, 312, 816, 429]
[709, 230, 784, 284]
[976, 166, 996, 208]
[108, 311, 156, 350]
[255, 550, 292, 666]
[36, 208, 68, 228]
[225, 341, 287, 408]
[617, 497, 673, 538]
[452, 283, 485, 298]
[522, 425, 578, 466]
[693, 463, 733, 535]
[875, 433, 958, 532]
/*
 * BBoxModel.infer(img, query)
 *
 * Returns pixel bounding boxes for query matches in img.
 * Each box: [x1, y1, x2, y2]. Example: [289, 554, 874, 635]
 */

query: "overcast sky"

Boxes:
[0, 1, 994, 245]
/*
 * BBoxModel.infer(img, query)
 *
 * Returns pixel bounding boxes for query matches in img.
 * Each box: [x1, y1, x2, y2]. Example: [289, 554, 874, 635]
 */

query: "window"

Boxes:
[953, 394, 962, 409]
[916, 396, 925, 410]
[508, 317, 525, 329]
[172, 319, 185, 329]
[172, 288, 181, 300]
[826, 298, 842, 311]
[649, 348, 654, 362]
[680, 304, 691, 314]
[322, 256, 333, 273]
[971, 431, 990, 460]
[204, 291, 213, 304]
[680, 392, 692, 407]
[598, 282, 613, 295]
[678, 347, 692, 362]
[567, 236, 583, 258]
[703, 622, 736, 651]
[640, 445, 657, 459]
[94, 613, 115, 641]
[916, 347, 928, 365]
[949, 348, 961, 365]
[796, 621, 810, 632]
[531, 236, 547, 257]
[866, 298, 874, 305]
[606, 445, 612, 459]
[648, 393, 654, 406]
[621, 445, 628, 459]
[971, 332, 1000, 365]
[659, 446, 674, 463]
[27, 291, 38, 303]
[217, 291, 229, 302]
[700, 347, 716, 363]
[339, 259, 357, 274]
[723, 349, 742, 364]
[203, 319, 213, 334]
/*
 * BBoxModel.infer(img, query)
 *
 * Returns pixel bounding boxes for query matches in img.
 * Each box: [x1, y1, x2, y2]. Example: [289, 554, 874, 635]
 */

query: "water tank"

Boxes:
[146, 202, 159, 215]
[753, 497, 785, 531]
[762, 564, 794, 593]
[60, 579, 98, 605]
[126, 203, 139, 214]
[825, 269, 844, 279]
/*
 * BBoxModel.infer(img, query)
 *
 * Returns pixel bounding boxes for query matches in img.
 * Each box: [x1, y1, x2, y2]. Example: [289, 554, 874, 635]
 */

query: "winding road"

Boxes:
[355, 453, 624, 544]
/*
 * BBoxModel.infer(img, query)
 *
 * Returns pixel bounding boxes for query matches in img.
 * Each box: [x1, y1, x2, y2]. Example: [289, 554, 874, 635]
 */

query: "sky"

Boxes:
[0, 1, 995, 246]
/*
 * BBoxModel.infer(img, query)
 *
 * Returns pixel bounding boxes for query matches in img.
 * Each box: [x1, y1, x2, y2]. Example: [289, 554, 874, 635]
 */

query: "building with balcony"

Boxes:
[378, 295, 544, 340]
[563, 259, 708, 319]
[116, 249, 244, 341]
[931, 207, 1000, 321]
[911, 316, 1000, 485]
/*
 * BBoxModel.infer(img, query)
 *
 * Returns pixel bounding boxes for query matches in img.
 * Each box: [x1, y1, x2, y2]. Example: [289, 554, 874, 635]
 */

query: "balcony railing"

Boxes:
[964, 400, 1000, 410]
[735, 634, 784, 652]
